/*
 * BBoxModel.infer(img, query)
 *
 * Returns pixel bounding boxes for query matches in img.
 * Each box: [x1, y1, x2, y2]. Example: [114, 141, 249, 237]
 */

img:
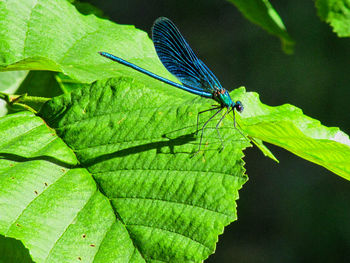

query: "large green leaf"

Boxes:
[0, 0, 171, 84]
[1, 80, 249, 262]
[316, 0, 350, 37]
[40, 77, 249, 262]
[226, 0, 295, 53]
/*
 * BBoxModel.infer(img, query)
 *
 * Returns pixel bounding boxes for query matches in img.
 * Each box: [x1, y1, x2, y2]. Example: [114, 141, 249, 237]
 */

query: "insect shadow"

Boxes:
[0, 153, 74, 168]
[83, 130, 198, 167]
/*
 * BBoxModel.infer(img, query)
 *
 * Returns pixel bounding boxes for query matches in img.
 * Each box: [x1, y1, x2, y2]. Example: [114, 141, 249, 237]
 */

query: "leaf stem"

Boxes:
[0, 92, 50, 113]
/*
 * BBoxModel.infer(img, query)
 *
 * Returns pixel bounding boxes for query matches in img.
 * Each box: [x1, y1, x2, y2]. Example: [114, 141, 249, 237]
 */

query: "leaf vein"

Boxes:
[93, 168, 245, 180]
[114, 196, 231, 218]
[126, 223, 211, 252]
[23, 0, 39, 57]
[5, 167, 69, 235]
[43, 189, 98, 262]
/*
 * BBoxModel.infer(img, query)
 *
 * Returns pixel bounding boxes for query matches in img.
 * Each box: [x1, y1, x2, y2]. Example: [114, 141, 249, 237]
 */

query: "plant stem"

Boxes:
[0, 92, 50, 113]
[11, 94, 50, 104]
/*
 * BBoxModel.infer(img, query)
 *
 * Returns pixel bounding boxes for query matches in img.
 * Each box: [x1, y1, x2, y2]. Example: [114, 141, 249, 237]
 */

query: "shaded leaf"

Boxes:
[3, 71, 63, 114]
[71, 0, 107, 19]
[226, 0, 295, 53]
[16, 71, 62, 98]
[0, 235, 33, 263]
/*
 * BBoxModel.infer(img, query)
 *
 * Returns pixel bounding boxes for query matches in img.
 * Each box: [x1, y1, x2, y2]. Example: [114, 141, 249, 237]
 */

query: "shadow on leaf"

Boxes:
[0, 153, 75, 169]
[0, 234, 33, 263]
[83, 132, 198, 166]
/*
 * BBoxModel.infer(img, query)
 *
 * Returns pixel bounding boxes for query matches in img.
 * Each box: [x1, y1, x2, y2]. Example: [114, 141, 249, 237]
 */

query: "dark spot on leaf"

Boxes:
[44, 182, 48, 186]
[61, 168, 65, 172]
[11, 177, 15, 180]
[34, 190, 38, 195]
[90, 244, 95, 247]
[78, 256, 82, 261]
[82, 234, 86, 238]
[16, 223, 20, 227]
[9, 163, 14, 167]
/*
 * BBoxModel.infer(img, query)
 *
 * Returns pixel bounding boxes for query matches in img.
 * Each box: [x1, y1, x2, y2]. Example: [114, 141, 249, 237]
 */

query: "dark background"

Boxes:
[81, 0, 350, 262]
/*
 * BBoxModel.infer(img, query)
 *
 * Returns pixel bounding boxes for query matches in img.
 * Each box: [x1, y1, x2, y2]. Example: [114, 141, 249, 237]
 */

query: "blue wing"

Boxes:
[152, 17, 223, 93]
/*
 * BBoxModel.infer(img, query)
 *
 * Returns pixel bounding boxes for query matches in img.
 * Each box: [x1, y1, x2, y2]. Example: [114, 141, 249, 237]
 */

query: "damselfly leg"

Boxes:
[196, 107, 224, 154]
[196, 106, 221, 134]
[215, 108, 232, 151]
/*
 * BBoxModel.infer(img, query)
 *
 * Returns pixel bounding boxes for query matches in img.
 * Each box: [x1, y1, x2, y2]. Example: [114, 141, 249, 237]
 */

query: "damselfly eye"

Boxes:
[235, 101, 244, 113]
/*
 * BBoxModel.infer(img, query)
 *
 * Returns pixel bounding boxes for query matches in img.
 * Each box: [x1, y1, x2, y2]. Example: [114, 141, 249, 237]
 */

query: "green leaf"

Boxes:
[39, 77, 250, 262]
[0, 0, 172, 84]
[2, 71, 63, 114]
[226, 0, 295, 54]
[55, 72, 88, 93]
[231, 87, 350, 180]
[0, 112, 141, 262]
[316, 0, 350, 37]
[0, 71, 28, 92]
[1, 79, 249, 262]
[249, 137, 279, 163]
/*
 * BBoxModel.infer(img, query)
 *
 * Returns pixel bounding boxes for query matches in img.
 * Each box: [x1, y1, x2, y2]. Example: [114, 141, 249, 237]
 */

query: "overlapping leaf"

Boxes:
[0, 0, 171, 84]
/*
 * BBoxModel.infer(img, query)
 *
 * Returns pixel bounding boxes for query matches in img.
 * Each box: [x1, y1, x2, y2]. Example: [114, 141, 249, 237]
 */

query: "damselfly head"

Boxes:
[234, 101, 244, 113]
